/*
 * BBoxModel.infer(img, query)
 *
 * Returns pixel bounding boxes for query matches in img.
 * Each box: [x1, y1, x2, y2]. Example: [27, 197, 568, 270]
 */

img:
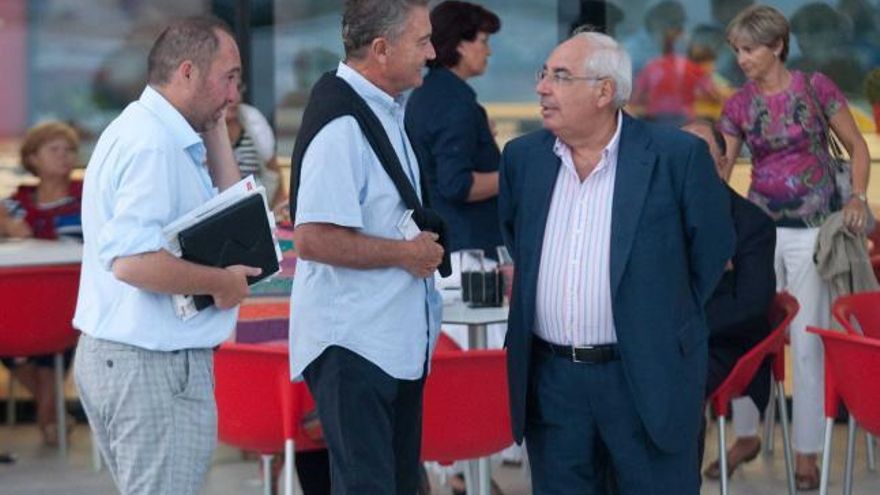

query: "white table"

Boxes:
[441, 301, 509, 349]
[0, 239, 82, 267]
[441, 302, 510, 495]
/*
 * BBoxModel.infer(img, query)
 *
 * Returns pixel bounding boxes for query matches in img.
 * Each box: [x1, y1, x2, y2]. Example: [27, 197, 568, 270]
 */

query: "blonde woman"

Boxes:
[0, 121, 81, 446]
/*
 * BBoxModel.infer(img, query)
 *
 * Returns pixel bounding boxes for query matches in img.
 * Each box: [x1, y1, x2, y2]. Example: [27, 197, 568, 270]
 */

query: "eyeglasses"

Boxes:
[535, 68, 607, 85]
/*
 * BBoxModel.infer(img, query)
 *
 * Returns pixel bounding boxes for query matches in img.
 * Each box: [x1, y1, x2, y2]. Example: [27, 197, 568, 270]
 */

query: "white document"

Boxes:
[396, 209, 421, 240]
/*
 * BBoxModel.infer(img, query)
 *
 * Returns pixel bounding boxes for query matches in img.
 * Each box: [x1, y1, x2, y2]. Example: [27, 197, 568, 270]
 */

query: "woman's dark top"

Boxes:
[407, 68, 502, 257]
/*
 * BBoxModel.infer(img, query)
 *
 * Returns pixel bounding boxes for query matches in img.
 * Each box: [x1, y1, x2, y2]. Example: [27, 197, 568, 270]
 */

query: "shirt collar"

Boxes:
[553, 110, 623, 173]
[336, 61, 408, 115]
[138, 85, 205, 163]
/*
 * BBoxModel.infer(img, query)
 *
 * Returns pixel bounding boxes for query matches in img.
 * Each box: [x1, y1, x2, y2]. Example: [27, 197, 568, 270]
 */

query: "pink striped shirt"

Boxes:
[534, 112, 622, 346]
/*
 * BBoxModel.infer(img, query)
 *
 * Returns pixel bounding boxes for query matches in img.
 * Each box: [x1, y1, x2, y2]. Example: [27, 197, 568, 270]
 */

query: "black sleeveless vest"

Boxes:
[289, 71, 451, 276]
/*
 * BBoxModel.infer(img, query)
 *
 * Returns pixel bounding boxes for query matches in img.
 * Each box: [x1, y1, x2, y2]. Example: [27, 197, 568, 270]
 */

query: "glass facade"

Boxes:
[27, 0, 211, 140]
[1, 0, 878, 160]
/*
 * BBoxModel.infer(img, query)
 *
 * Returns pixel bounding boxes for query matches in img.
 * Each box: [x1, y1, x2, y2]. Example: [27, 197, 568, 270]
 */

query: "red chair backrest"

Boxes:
[807, 327, 880, 436]
[0, 264, 81, 357]
[832, 291, 880, 338]
[708, 292, 799, 416]
[213, 342, 322, 454]
[421, 349, 512, 464]
[434, 331, 463, 352]
[871, 255, 880, 283]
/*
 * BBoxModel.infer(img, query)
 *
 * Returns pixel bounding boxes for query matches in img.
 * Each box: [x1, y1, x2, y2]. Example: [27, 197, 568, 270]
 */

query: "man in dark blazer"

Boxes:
[682, 120, 777, 479]
[498, 32, 735, 494]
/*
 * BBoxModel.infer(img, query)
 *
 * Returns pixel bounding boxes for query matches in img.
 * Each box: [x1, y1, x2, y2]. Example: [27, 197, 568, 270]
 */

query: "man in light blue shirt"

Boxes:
[72, 17, 260, 495]
[288, 1, 443, 493]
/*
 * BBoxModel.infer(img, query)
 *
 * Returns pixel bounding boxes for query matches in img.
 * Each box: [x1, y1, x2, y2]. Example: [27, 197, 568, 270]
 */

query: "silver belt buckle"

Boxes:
[571, 345, 594, 363]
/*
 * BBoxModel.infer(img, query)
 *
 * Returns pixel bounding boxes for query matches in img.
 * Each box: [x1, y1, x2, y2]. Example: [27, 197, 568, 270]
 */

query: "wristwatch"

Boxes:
[854, 192, 868, 203]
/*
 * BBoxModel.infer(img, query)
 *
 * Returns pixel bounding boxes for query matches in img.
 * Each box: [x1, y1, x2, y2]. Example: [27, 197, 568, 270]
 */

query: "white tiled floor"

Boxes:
[2, 419, 879, 494]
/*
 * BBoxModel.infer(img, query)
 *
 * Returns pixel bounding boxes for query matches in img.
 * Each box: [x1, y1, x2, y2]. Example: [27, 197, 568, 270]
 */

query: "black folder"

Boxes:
[178, 193, 279, 310]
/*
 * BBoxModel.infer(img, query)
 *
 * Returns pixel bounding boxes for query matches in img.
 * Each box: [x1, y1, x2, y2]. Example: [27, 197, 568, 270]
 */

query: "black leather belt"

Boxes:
[535, 336, 620, 364]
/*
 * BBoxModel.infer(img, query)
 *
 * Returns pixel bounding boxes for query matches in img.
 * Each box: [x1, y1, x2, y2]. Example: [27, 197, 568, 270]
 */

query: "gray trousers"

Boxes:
[74, 334, 217, 495]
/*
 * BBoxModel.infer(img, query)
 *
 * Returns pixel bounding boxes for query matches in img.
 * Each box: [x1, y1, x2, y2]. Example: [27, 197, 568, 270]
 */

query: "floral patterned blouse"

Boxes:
[719, 71, 846, 227]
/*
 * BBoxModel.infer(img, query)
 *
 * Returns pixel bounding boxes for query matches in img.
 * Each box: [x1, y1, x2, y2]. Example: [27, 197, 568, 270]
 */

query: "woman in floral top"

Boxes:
[711, 5, 871, 489]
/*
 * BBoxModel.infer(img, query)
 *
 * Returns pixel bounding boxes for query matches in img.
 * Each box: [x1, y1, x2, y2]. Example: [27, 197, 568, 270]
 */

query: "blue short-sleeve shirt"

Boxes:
[73, 86, 238, 350]
[289, 62, 442, 381]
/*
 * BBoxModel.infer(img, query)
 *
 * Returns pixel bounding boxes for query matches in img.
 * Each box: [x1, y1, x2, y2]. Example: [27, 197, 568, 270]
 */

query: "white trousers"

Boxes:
[733, 227, 829, 453]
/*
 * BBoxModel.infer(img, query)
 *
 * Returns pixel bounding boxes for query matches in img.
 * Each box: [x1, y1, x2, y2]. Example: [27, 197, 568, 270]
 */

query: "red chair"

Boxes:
[871, 255, 880, 284]
[435, 331, 464, 352]
[832, 291, 880, 472]
[832, 291, 880, 337]
[0, 264, 81, 457]
[214, 342, 321, 495]
[421, 349, 512, 494]
[706, 292, 799, 495]
[807, 327, 880, 495]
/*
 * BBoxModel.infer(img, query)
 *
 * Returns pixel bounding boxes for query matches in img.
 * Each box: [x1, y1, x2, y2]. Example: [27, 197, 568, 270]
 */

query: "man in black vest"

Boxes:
[287, 1, 444, 494]
[682, 119, 776, 481]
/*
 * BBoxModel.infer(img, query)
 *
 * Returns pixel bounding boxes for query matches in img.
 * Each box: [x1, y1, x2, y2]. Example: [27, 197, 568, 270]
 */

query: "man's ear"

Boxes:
[177, 60, 197, 85]
[597, 79, 616, 108]
[370, 37, 389, 64]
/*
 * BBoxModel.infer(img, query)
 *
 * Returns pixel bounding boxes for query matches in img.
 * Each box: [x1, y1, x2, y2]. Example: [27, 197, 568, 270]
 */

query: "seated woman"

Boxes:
[0, 121, 82, 446]
[225, 85, 287, 214]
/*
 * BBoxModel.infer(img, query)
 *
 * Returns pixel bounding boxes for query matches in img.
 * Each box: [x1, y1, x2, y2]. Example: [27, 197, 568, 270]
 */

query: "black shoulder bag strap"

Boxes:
[348, 95, 452, 276]
[290, 73, 451, 276]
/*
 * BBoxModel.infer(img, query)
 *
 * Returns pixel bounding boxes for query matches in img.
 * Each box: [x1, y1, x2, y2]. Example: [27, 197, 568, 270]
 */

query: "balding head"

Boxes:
[147, 16, 234, 86]
[682, 119, 729, 181]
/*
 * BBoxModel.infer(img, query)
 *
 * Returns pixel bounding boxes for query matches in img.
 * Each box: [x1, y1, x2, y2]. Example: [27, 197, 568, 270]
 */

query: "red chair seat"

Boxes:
[808, 327, 880, 493]
[213, 342, 322, 454]
[421, 349, 512, 464]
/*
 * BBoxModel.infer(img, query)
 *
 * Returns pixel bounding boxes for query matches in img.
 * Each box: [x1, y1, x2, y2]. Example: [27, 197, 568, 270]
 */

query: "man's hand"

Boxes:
[401, 232, 443, 278]
[212, 264, 262, 309]
[202, 106, 229, 133]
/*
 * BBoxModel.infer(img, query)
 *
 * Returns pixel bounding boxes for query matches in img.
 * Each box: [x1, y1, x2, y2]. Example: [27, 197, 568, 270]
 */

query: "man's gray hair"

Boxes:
[342, 0, 429, 59]
[570, 30, 632, 108]
[147, 16, 234, 85]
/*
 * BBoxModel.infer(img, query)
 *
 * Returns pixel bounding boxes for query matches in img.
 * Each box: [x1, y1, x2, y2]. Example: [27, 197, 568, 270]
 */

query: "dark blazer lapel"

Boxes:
[526, 131, 561, 258]
[517, 131, 560, 328]
[610, 115, 657, 296]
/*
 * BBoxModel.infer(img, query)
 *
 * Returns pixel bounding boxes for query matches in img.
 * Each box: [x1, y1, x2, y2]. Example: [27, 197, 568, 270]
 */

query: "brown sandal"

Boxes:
[795, 464, 820, 491]
[703, 439, 761, 479]
[40, 415, 76, 447]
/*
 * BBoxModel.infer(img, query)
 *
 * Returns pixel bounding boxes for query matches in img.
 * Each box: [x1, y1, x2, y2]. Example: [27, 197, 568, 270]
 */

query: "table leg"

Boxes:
[54, 352, 67, 457]
[468, 323, 488, 350]
[467, 323, 492, 495]
[464, 459, 477, 494]
[478, 456, 491, 495]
